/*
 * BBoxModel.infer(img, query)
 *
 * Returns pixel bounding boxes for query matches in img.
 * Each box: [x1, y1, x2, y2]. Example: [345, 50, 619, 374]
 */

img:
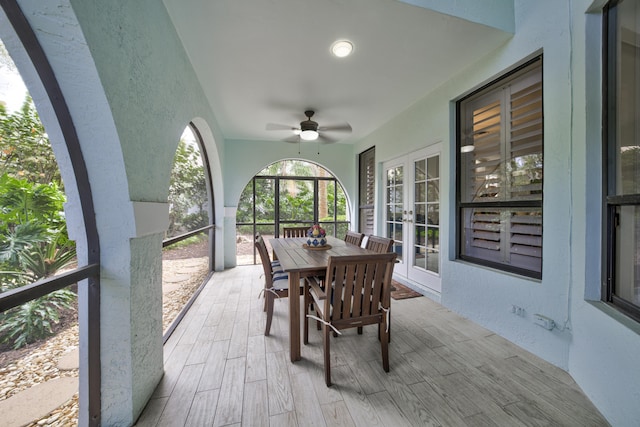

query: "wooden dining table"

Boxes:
[269, 235, 377, 362]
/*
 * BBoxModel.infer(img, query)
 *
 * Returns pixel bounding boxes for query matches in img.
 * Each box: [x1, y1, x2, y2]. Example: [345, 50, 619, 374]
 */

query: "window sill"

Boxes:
[454, 258, 542, 284]
[586, 301, 640, 336]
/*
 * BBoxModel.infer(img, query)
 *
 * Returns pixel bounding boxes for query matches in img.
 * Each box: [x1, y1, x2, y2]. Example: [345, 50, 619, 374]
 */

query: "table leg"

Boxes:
[289, 271, 301, 362]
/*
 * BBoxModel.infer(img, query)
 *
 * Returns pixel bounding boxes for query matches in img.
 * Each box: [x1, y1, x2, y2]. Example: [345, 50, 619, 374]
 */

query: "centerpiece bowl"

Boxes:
[307, 224, 327, 247]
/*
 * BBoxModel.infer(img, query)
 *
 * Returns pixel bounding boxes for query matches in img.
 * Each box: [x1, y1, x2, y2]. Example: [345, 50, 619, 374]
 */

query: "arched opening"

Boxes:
[0, 4, 100, 425]
[161, 123, 215, 338]
[236, 159, 349, 265]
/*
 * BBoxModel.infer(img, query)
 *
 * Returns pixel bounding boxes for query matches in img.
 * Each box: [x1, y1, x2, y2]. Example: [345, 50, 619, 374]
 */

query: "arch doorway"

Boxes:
[236, 159, 349, 265]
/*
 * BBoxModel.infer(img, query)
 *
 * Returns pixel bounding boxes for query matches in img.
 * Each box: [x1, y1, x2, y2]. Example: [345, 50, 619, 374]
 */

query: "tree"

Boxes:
[167, 139, 208, 236]
[0, 97, 61, 186]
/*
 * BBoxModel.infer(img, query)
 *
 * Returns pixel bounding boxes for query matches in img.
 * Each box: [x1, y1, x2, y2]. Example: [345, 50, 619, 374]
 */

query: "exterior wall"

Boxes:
[353, 0, 640, 425]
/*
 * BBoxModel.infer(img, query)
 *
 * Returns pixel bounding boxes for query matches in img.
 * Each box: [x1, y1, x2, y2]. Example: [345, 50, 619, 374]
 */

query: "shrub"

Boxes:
[0, 289, 75, 349]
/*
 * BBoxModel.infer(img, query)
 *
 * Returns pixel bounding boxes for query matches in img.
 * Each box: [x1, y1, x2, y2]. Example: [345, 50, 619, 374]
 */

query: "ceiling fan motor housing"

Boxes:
[301, 119, 318, 132]
[301, 110, 318, 131]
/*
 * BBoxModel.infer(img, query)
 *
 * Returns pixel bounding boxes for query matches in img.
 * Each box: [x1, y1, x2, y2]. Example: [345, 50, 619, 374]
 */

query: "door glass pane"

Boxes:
[394, 222, 403, 242]
[427, 205, 439, 226]
[415, 159, 426, 181]
[394, 205, 403, 221]
[393, 241, 403, 262]
[416, 225, 426, 246]
[415, 204, 426, 226]
[395, 166, 403, 185]
[425, 155, 440, 274]
[427, 181, 439, 203]
[414, 246, 426, 270]
[395, 186, 403, 204]
[415, 182, 426, 202]
[427, 156, 439, 179]
[385, 165, 404, 263]
[387, 222, 395, 239]
[427, 226, 439, 249]
[427, 249, 440, 274]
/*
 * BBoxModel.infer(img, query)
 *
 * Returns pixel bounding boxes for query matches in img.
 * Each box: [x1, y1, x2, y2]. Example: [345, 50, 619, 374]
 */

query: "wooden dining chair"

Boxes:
[365, 235, 394, 253]
[303, 252, 397, 386]
[344, 230, 365, 246]
[255, 234, 301, 336]
[282, 226, 309, 238]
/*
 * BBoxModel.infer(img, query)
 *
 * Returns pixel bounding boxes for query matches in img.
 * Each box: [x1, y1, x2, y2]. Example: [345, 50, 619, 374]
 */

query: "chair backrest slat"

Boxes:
[323, 253, 396, 321]
[283, 226, 309, 238]
[344, 230, 365, 246]
[255, 234, 274, 288]
[365, 235, 394, 254]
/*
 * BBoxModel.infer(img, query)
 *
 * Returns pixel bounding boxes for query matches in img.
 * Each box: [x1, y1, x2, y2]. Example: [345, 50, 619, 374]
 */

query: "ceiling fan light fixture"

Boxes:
[331, 40, 353, 58]
[300, 129, 319, 141]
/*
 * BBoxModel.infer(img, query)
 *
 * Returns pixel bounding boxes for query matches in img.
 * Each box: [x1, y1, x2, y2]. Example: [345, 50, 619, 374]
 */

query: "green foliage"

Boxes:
[0, 221, 48, 266]
[0, 289, 75, 349]
[168, 139, 208, 237]
[0, 74, 77, 349]
[0, 233, 77, 349]
[0, 174, 76, 349]
[0, 97, 61, 186]
[236, 161, 350, 245]
[163, 234, 205, 251]
[0, 173, 66, 228]
[279, 181, 314, 220]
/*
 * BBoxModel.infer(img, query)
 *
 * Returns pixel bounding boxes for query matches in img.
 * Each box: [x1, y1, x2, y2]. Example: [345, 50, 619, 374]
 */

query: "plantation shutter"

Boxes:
[469, 97, 502, 201]
[509, 72, 543, 200]
[359, 147, 375, 235]
[459, 58, 543, 277]
[470, 209, 501, 252]
[508, 71, 543, 271]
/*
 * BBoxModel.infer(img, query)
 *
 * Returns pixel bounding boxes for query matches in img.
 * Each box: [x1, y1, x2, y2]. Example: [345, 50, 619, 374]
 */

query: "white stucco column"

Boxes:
[224, 206, 238, 268]
[99, 202, 169, 424]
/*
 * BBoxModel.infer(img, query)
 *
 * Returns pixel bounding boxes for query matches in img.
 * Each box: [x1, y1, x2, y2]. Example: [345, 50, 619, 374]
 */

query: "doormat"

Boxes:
[391, 280, 422, 300]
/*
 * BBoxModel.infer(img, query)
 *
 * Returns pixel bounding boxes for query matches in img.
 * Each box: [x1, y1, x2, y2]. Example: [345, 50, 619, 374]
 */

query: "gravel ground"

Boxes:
[0, 243, 210, 426]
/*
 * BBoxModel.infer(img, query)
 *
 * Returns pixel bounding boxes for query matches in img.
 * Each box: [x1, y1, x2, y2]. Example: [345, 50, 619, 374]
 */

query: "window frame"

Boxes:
[456, 56, 544, 279]
[603, 0, 640, 322]
[358, 146, 375, 235]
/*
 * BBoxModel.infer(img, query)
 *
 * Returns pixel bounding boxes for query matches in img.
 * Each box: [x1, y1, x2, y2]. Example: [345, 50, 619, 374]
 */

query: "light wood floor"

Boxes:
[135, 265, 609, 427]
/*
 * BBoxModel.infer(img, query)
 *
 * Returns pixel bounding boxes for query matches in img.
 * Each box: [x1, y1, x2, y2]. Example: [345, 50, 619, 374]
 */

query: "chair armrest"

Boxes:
[306, 276, 327, 300]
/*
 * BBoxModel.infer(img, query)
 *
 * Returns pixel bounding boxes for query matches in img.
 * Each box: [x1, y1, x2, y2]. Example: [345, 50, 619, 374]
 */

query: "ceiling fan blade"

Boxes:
[318, 123, 352, 133]
[317, 134, 337, 144]
[266, 123, 295, 131]
[283, 135, 300, 143]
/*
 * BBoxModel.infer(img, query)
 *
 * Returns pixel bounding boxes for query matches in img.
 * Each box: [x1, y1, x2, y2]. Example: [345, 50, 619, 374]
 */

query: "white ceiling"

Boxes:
[163, 0, 511, 144]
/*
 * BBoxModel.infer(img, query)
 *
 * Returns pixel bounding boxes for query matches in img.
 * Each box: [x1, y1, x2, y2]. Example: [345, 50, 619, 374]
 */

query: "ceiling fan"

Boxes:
[266, 110, 352, 144]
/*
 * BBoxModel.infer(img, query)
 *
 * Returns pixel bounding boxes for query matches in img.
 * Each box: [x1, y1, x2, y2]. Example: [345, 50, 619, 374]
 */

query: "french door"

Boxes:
[383, 146, 441, 293]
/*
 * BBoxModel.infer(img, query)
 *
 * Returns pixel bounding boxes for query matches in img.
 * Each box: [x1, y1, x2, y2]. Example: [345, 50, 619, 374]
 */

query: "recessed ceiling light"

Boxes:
[331, 40, 353, 58]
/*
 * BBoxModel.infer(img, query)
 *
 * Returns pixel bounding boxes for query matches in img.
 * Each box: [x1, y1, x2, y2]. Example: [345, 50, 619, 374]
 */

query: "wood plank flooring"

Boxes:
[135, 265, 609, 427]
